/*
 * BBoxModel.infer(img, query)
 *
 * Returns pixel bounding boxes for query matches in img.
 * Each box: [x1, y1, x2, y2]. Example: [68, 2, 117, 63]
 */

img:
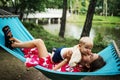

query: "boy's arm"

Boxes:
[52, 58, 68, 70]
[68, 46, 82, 67]
[52, 47, 72, 71]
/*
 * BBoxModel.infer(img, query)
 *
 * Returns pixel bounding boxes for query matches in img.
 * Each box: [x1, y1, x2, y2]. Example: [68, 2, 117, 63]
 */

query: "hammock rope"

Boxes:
[0, 17, 120, 80]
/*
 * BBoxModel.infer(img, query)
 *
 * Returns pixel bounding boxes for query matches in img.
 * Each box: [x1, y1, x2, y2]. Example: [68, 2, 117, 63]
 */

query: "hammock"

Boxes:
[0, 17, 120, 80]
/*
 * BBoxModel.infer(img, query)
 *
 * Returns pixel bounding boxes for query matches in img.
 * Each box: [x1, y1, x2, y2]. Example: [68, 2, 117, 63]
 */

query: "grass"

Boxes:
[67, 14, 120, 27]
[23, 22, 79, 52]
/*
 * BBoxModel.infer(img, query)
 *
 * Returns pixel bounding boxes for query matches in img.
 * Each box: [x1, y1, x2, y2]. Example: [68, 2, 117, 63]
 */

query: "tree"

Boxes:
[59, 0, 67, 38]
[80, 0, 97, 38]
[46, 0, 63, 8]
[95, 0, 120, 16]
[0, 0, 46, 20]
[108, 0, 120, 16]
[103, 0, 107, 16]
[16, 0, 46, 20]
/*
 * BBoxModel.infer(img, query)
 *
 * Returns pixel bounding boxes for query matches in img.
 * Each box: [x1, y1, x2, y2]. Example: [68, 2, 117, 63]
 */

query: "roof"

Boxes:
[0, 9, 19, 17]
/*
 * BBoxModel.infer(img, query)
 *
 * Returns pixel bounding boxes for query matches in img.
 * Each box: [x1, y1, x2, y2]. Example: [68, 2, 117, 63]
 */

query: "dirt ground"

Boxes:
[0, 47, 120, 80]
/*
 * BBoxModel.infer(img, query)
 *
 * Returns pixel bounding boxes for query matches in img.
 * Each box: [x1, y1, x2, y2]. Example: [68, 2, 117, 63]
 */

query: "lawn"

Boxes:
[67, 14, 120, 26]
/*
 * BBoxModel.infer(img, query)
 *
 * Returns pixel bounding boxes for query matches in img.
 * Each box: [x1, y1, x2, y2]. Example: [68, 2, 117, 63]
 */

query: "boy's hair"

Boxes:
[79, 37, 93, 46]
[89, 55, 106, 72]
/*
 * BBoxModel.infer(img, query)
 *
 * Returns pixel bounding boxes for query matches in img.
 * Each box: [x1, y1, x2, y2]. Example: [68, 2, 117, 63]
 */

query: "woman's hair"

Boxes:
[89, 55, 106, 72]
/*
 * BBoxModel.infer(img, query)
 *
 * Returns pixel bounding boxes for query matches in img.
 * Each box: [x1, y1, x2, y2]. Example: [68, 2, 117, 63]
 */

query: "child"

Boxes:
[51, 36, 106, 71]
[51, 37, 97, 70]
[2, 26, 106, 72]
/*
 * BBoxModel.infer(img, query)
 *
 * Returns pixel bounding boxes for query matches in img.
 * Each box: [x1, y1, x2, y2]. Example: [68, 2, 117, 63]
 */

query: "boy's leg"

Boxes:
[12, 39, 48, 58]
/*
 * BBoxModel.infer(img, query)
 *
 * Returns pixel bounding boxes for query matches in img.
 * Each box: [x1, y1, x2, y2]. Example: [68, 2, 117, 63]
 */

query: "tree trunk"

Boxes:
[80, 0, 97, 38]
[59, 0, 67, 38]
[103, 0, 107, 16]
[19, 12, 24, 20]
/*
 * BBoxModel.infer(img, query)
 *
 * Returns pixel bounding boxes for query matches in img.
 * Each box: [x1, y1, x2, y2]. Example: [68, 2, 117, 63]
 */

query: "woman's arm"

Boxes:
[52, 58, 68, 70]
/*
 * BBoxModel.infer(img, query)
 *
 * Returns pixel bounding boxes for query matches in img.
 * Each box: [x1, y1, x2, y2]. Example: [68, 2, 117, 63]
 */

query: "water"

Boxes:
[42, 23, 120, 48]
[42, 23, 95, 40]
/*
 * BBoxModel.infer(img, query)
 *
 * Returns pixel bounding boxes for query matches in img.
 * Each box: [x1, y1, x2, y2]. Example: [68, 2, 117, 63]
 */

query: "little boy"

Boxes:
[52, 37, 105, 71]
[51, 37, 93, 65]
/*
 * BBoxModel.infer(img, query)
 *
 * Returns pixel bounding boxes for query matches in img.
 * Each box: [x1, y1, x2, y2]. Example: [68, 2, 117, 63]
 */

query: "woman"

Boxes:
[2, 25, 106, 72]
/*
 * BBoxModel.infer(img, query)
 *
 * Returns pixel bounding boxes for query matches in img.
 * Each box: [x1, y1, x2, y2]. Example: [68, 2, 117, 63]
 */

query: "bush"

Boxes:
[93, 33, 108, 53]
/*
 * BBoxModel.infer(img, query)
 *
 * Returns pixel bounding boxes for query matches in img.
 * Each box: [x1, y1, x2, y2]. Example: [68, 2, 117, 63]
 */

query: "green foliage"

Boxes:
[19, 0, 45, 13]
[0, 0, 46, 19]
[45, 0, 63, 8]
[95, 0, 120, 16]
[22, 22, 78, 52]
[81, 1, 86, 7]
[0, 0, 11, 7]
[93, 33, 108, 53]
[80, 7, 87, 14]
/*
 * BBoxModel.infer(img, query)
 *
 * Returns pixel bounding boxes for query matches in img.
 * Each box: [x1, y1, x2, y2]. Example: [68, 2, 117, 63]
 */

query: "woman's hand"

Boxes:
[52, 58, 68, 71]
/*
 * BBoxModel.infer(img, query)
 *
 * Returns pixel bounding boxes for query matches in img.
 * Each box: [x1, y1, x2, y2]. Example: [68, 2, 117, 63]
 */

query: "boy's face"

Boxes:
[79, 42, 93, 55]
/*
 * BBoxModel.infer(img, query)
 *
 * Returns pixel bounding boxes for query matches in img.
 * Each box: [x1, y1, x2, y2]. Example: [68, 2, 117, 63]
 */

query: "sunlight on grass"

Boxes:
[67, 14, 120, 27]
[93, 15, 120, 23]
[67, 14, 120, 23]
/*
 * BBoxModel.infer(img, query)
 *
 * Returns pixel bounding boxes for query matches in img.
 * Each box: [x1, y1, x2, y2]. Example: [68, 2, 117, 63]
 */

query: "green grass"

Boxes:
[23, 22, 79, 52]
[93, 15, 120, 23]
[67, 14, 120, 27]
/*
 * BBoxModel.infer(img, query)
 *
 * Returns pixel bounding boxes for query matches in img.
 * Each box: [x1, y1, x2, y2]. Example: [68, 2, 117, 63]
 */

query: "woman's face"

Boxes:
[81, 54, 99, 67]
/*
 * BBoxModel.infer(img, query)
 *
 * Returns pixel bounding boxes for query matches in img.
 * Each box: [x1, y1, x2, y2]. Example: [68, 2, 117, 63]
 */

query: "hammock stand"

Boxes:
[0, 16, 120, 80]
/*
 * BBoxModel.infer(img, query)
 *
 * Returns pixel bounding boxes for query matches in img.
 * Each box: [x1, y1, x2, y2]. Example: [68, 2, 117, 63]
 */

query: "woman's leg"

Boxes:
[10, 37, 21, 43]
[12, 38, 49, 58]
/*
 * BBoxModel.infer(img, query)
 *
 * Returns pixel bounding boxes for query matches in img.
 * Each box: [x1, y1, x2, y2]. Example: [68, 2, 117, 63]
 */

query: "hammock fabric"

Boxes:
[0, 17, 120, 80]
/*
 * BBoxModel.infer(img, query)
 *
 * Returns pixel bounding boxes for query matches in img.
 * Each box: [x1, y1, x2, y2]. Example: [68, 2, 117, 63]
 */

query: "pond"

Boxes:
[42, 23, 120, 47]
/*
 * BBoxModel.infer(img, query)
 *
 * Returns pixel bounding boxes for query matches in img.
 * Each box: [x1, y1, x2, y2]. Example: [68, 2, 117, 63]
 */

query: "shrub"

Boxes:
[93, 33, 108, 52]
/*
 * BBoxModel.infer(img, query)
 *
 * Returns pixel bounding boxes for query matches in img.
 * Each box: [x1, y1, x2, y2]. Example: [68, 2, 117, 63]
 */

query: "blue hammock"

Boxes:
[0, 17, 120, 80]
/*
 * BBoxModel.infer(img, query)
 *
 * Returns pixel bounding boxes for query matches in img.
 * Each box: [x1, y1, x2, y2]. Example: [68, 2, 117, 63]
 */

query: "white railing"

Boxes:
[24, 8, 70, 19]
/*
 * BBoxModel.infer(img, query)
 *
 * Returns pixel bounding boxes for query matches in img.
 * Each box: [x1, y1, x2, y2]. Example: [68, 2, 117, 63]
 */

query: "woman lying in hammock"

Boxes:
[2, 26, 106, 72]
